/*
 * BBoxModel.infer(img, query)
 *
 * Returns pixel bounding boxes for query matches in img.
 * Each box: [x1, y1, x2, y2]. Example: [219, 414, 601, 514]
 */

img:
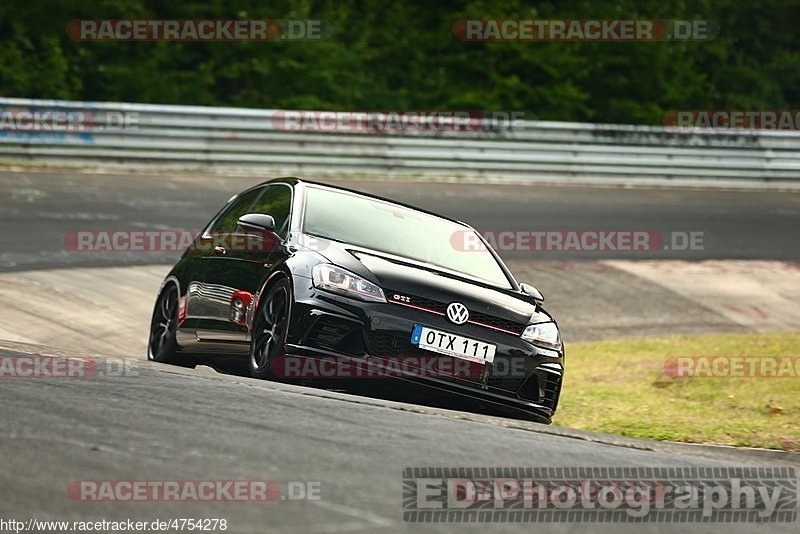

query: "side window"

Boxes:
[208, 187, 262, 234]
[248, 184, 292, 238]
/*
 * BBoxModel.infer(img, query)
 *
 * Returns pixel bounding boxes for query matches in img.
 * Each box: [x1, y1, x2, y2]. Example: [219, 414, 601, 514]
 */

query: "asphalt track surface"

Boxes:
[1, 169, 799, 271]
[2, 169, 799, 533]
[2, 345, 798, 534]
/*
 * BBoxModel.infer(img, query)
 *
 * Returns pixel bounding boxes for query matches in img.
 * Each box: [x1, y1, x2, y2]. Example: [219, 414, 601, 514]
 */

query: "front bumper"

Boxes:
[284, 277, 564, 423]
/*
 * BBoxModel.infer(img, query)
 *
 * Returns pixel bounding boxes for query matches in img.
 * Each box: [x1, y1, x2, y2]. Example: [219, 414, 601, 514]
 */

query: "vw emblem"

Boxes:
[446, 302, 469, 325]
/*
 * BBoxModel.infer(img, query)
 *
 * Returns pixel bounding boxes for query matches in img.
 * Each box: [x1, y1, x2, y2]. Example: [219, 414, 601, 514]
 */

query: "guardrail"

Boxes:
[1, 97, 799, 186]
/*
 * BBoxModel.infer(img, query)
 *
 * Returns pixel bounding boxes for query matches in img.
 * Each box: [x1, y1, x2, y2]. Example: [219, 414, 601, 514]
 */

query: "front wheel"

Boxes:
[250, 279, 291, 379]
[147, 284, 194, 367]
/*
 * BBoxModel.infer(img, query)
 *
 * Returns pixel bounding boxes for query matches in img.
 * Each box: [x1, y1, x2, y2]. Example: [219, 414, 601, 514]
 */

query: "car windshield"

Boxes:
[302, 186, 511, 288]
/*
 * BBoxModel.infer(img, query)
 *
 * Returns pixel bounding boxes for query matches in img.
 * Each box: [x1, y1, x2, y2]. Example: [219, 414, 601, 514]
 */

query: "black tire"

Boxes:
[250, 278, 291, 379]
[147, 284, 194, 367]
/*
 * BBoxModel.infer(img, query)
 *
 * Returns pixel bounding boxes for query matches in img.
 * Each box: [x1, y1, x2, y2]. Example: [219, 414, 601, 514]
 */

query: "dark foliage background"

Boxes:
[1, 0, 797, 124]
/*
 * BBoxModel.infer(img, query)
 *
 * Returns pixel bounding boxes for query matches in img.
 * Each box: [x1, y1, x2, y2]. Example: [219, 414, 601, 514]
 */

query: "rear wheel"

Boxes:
[148, 284, 194, 367]
[250, 279, 290, 379]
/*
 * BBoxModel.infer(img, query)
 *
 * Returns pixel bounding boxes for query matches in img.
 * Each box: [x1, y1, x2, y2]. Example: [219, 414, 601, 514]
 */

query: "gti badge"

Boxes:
[446, 302, 469, 325]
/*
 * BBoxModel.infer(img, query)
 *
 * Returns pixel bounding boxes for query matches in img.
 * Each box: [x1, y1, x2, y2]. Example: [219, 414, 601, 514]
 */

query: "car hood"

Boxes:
[305, 235, 542, 325]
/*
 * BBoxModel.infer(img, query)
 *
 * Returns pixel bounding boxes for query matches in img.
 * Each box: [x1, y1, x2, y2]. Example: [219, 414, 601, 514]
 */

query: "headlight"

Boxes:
[521, 321, 562, 351]
[312, 264, 386, 302]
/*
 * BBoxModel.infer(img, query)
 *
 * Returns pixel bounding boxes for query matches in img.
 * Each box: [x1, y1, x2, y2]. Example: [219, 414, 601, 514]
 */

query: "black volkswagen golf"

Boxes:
[148, 178, 564, 423]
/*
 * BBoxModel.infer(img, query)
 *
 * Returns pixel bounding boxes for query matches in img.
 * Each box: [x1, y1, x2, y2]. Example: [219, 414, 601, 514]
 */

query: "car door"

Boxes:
[191, 183, 293, 345]
[182, 185, 264, 343]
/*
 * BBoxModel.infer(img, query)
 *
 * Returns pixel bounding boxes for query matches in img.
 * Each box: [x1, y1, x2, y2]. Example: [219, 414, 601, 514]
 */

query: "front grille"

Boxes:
[387, 290, 526, 335]
[485, 367, 528, 393]
[364, 331, 530, 394]
[469, 311, 526, 334]
[401, 295, 445, 313]
[365, 332, 481, 380]
[364, 331, 428, 359]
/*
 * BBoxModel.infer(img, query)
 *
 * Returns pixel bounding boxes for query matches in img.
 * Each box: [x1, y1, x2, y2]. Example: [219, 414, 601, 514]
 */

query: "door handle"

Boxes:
[212, 245, 227, 255]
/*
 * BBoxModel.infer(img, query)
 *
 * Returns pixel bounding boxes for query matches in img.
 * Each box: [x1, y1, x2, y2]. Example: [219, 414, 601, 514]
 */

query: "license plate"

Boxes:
[410, 324, 496, 364]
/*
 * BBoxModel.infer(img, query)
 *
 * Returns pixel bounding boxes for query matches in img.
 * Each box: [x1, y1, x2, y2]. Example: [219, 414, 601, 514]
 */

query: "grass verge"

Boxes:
[554, 332, 800, 451]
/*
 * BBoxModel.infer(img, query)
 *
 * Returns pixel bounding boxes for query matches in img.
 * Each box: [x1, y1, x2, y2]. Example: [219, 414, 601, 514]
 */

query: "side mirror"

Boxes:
[237, 213, 276, 233]
[519, 283, 544, 301]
